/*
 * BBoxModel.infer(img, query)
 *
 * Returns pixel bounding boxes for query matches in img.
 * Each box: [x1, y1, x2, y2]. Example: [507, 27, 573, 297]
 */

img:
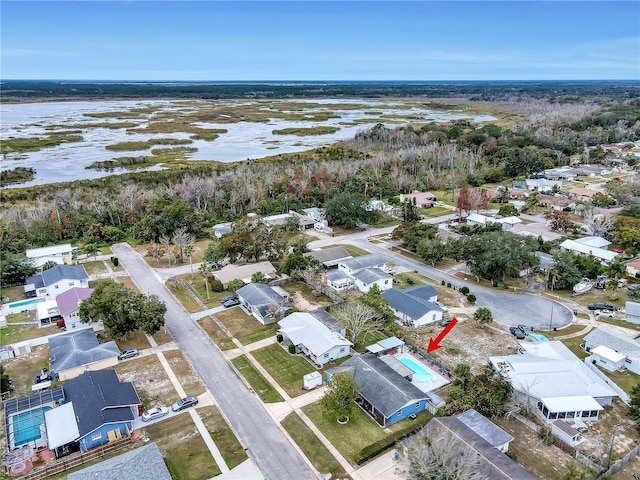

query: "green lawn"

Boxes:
[238, 324, 278, 345]
[597, 317, 640, 333]
[231, 355, 283, 402]
[281, 413, 347, 479]
[600, 368, 640, 394]
[0, 321, 58, 346]
[0, 285, 26, 303]
[199, 405, 248, 470]
[560, 336, 589, 360]
[421, 206, 452, 218]
[81, 260, 109, 275]
[353, 329, 388, 353]
[544, 324, 589, 338]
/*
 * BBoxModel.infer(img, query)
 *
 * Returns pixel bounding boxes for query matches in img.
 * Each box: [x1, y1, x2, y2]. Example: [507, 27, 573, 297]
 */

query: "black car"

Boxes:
[509, 326, 526, 339]
[588, 303, 614, 311]
[171, 396, 199, 412]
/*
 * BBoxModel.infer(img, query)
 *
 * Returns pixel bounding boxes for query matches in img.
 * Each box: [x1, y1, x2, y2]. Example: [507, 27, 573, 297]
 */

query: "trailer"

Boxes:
[302, 371, 322, 390]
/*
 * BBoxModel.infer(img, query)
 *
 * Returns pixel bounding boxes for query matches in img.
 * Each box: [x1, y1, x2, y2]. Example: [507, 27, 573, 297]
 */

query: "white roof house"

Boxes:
[584, 326, 640, 374]
[560, 239, 619, 263]
[591, 345, 626, 372]
[278, 312, 352, 367]
[493, 216, 523, 229]
[26, 244, 74, 260]
[490, 341, 618, 423]
[466, 213, 491, 226]
[574, 236, 611, 249]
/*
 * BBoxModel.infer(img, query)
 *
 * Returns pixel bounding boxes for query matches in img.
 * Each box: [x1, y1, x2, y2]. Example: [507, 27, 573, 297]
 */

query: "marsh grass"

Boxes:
[272, 126, 339, 136]
[1, 134, 83, 154]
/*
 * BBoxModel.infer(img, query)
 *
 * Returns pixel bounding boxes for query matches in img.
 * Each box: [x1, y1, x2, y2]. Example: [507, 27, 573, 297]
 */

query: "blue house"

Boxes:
[46, 370, 141, 456]
[326, 354, 431, 426]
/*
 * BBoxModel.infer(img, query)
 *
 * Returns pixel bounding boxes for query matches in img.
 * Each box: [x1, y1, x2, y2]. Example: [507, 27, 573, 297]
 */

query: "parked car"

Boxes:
[518, 324, 533, 333]
[595, 310, 616, 318]
[588, 303, 614, 311]
[440, 317, 452, 327]
[223, 297, 240, 308]
[221, 294, 238, 304]
[509, 326, 526, 339]
[141, 406, 169, 422]
[118, 348, 139, 360]
[628, 284, 640, 292]
[171, 396, 199, 412]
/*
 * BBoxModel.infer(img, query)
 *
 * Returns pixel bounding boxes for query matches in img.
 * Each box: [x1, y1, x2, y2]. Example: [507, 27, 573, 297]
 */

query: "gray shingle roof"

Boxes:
[583, 327, 640, 355]
[68, 442, 171, 480]
[426, 417, 537, 480]
[456, 409, 513, 448]
[382, 287, 441, 320]
[305, 246, 352, 267]
[339, 254, 385, 272]
[352, 268, 391, 284]
[309, 309, 344, 332]
[626, 301, 640, 317]
[26, 265, 88, 289]
[326, 354, 427, 418]
[49, 329, 120, 373]
[62, 370, 140, 437]
[237, 283, 292, 317]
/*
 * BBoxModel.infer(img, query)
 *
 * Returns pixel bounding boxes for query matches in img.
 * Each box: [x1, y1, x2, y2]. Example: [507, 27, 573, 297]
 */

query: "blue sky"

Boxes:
[1, 1, 639, 81]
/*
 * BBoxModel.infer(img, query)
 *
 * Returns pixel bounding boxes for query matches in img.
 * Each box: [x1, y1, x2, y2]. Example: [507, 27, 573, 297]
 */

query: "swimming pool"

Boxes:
[529, 333, 549, 342]
[11, 406, 52, 447]
[2, 297, 46, 315]
[8, 298, 45, 309]
[397, 355, 436, 382]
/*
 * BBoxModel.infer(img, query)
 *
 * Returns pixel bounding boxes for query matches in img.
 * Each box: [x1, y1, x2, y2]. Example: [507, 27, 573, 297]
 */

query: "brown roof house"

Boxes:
[213, 261, 277, 288]
[538, 194, 575, 211]
[398, 191, 437, 208]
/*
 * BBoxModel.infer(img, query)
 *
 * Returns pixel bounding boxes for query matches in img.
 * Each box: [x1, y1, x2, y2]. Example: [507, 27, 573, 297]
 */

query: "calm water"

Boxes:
[1, 99, 496, 187]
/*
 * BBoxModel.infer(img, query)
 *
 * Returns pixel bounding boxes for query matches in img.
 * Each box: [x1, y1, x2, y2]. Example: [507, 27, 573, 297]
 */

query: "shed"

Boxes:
[591, 345, 626, 372]
[552, 420, 585, 447]
[303, 371, 322, 390]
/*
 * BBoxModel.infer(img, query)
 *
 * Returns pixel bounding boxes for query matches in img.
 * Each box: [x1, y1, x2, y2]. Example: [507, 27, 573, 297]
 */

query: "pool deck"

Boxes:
[393, 351, 451, 393]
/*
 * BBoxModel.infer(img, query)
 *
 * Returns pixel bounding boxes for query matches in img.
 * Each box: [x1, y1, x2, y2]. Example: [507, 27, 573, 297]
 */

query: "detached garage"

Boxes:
[591, 345, 625, 372]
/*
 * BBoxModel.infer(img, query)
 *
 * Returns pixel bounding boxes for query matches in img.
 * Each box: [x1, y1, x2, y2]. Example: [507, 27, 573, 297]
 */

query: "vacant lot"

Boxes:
[198, 316, 236, 350]
[145, 413, 220, 480]
[415, 319, 520, 373]
[199, 405, 248, 470]
[115, 354, 178, 407]
[214, 308, 276, 344]
[0, 319, 58, 346]
[163, 350, 205, 398]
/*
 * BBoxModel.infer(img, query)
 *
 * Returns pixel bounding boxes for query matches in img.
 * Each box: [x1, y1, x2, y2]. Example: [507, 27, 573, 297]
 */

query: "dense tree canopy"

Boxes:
[321, 371, 358, 423]
[79, 280, 166, 340]
[324, 192, 378, 229]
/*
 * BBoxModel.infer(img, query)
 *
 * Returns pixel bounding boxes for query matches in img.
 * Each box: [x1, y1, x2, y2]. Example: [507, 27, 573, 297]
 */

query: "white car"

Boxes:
[141, 406, 169, 422]
[596, 310, 616, 318]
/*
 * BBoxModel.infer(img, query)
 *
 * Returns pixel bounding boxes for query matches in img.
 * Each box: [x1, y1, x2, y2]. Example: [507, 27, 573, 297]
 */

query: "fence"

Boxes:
[17, 435, 134, 480]
[403, 339, 453, 376]
[598, 442, 640, 478]
[576, 451, 605, 473]
[583, 356, 630, 405]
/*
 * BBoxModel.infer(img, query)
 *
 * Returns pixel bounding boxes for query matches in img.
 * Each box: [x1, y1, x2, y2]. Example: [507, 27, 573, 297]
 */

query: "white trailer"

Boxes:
[303, 371, 322, 390]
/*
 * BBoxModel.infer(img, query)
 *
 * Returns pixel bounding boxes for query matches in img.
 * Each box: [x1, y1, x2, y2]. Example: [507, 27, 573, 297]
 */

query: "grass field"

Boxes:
[163, 350, 205, 398]
[250, 344, 318, 397]
[281, 413, 347, 479]
[199, 405, 248, 470]
[231, 355, 283, 403]
[198, 316, 236, 350]
[214, 308, 274, 343]
[0, 320, 58, 346]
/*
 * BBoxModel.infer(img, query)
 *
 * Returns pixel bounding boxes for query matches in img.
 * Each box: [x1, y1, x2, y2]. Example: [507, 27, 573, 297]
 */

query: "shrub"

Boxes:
[446, 282, 452, 288]
[441, 280, 446, 285]
[288, 344, 296, 354]
[406, 276, 415, 285]
[276, 334, 283, 343]
[111, 256, 119, 266]
[227, 279, 245, 292]
[459, 286, 470, 295]
[466, 294, 476, 303]
[210, 278, 224, 292]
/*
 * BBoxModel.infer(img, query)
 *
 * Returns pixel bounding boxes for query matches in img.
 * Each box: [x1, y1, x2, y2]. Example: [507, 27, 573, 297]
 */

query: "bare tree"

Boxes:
[159, 234, 173, 265]
[299, 265, 323, 297]
[267, 296, 290, 322]
[398, 424, 489, 480]
[582, 209, 615, 237]
[172, 227, 195, 263]
[331, 303, 381, 345]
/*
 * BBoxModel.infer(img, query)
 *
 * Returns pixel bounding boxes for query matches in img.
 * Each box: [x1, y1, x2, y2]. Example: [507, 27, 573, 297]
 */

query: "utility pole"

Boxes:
[549, 305, 554, 331]
[607, 425, 619, 470]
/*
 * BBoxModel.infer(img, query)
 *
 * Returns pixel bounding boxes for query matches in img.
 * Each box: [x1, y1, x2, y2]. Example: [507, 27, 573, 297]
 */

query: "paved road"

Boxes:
[348, 239, 573, 330]
[112, 243, 317, 480]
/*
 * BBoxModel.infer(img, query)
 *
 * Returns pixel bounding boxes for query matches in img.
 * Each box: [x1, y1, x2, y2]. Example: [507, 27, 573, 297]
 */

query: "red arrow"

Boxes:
[427, 317, 458, 353]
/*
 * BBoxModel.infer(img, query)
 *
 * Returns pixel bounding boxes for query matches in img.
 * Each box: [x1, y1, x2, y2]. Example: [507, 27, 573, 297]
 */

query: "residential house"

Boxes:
[49, 329, 120, 381]
[326, 354, 431, 426]
[236, 283, 292, 325]
[421, 415, 536, 480]
[44, 370, 141, 456]
[626, 301, 640, 324]
[544, 169, 577, 182]
[338, 254, 388, 276]
[494, 216, 522, 229]
[351, 268, 392, 293]
[534, 251, 556, 273]
[211, 222, 232, 239]
[30, 256, 65, 270]
[575, 236, 611, 249]
[465, 212, 491, 227]
[559, 239, 619, 263]
[435, 227, 463, 242]
[551, 420, 585, 448]
[68, 442, 171, 480]
[213, 261, 277, 288]
[490, 341, 618, 423]
[456, 409, 514, 453]
[301, 207, 325, 223]
[36, 299, 61, 326]
[382, 286, 443, 328]
[583, 327, 640, 374]
[626, 259, 640, 278]
[510, 223, 563, 242]
[567, 187, 599, 201]
[277, 312, 352, 367]
[537, 194, 575, 211]
[260, 213, 293, 228]
[305, 246, 352, 269]
[398, 191, 437, 208]
[308, 308, 347, 337]
[525, 178, 562, 191]
[25, 265, 89, 298]
[323, 269, 354, 291]
[26, 244, 74, 266]
[55, 287, 95, 330]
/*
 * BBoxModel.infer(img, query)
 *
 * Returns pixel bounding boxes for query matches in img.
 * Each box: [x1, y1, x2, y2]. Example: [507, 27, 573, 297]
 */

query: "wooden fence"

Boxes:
[17, 436, 134, 480]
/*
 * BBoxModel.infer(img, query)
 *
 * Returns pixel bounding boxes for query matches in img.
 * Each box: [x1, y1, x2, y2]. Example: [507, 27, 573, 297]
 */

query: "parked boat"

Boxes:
[573, 278, 594, 295]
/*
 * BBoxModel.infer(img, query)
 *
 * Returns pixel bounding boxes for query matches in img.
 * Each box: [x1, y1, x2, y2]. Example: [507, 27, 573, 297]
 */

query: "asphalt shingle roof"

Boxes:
[68, 442, 171, 480]
[583, 327, 640, 355]
[381, 287, 441, 320]
[326, 354, 427, 418]
[55, 287, 94, 316]
[49, 329, 120, 373]
[305, 246, 352, 267]
[351, 268, 391, 284]
[237, 283, 291, 317]
[62, 370, 140, 437]
[26, 265, 88, 289]
[339, 254, 385, 272]
[456, 409, 513, 448]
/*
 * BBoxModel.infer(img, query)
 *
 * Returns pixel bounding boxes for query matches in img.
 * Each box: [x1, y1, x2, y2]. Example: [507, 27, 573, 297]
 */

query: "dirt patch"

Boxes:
[414, 319, 520, 373]
[3, 344, 51, 396]
[291, 290, 324, 311]
[115, 354, 178, 407]
[163, 350, 205, 398]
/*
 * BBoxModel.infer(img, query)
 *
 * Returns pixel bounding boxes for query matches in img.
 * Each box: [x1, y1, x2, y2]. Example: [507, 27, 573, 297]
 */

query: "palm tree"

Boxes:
[83, 243, 100, 262]
[199, 262, 212, 299]
[184, 244, 194, 276]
